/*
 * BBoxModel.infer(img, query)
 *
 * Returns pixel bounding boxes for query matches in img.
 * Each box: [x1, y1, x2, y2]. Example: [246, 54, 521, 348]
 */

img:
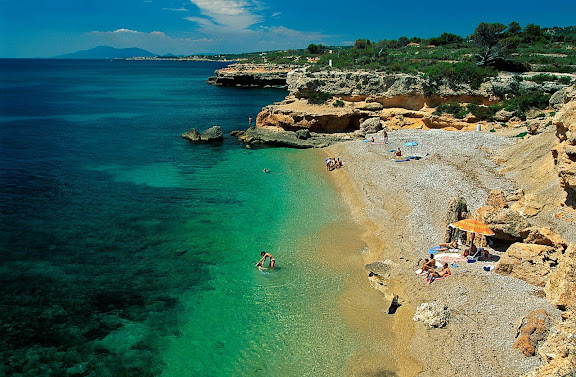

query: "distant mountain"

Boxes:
[54, 46, 157, 59]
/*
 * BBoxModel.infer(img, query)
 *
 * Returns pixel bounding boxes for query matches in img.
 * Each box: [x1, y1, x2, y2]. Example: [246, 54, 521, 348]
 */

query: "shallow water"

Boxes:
[0, 59, 384, 376]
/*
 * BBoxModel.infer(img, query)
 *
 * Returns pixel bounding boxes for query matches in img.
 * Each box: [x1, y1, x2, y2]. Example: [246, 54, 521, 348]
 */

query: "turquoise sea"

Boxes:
[0, 60, 385, 376]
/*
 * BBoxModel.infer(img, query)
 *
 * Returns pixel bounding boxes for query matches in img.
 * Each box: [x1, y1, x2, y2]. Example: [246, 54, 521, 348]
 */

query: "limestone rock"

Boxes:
[506, 188, 525, 202]
[182, 128, 201, 141]
[360, 117, 383, 134]
[486, 190, 509, 209]
[476, 206, 531, 242]
[545, 243, 576, 309]
[207, 63, 292, 88]
[514, 309, 553, 356]
[509, 193, 544, 217]
[526, 307, 576, 377]
[200, 126, 223, 142]
[552, 84, 576, 198]
[524, 227, 568, 249]
[295, 129, 310, 140]
[494, 108, 516, 122]
[413, 301, 450, 328]
[495, 243, 562, 287]
[444, 196, 468, 243]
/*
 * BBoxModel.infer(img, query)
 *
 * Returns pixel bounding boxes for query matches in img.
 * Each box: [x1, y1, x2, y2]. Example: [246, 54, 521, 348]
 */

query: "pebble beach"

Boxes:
[324, 128, 563, 377]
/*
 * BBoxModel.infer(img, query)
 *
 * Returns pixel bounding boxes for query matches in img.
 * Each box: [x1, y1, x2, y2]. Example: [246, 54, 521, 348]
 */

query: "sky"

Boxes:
[0, 0, 575, 58]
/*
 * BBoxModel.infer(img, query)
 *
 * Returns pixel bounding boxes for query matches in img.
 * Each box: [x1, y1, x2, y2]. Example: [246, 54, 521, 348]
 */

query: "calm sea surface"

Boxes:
[0, 59, 368, 376]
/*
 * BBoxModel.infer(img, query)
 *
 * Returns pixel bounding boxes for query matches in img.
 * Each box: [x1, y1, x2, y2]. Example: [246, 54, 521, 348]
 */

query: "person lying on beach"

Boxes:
[370, 137, 375, 142]
[391, 148, 402, 158]
[437, 239, 459, 251]
[257, 251, 275, 269]
[439, 263, 452, 277]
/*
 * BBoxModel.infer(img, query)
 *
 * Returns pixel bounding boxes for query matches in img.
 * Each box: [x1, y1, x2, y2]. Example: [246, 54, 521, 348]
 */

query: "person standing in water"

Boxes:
[257, 251, 275, 269]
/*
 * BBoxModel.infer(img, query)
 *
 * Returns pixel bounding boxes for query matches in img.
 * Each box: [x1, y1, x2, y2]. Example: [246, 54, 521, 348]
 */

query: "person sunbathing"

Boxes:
[392, 148, 402, 158]
[439, 263, 452, 277]
[437, 239, 459, 251]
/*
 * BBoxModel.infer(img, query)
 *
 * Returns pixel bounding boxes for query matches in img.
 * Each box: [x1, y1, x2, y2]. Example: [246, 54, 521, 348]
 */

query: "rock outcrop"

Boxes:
[232, 126, 358, 148]
[413, 301, 450, 328]
[514, 309, 553, 356]
[182, 126, 223, 142]
[206, 64, 293, 88]
[444, 196, 469, 243]
[545, 243, 576, 309]
[525, 308, 576, 377]
[494, 242, 563, 287]
[551, 84, 576, 204]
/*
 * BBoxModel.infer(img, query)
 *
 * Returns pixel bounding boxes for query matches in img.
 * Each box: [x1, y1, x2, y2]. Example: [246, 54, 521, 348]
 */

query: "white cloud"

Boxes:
[162, 8, 189, 12]
[186, 0, 263, 32]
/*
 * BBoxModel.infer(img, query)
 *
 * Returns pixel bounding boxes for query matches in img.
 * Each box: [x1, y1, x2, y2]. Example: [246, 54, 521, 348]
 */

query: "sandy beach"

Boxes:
[323, 128, 569, 377]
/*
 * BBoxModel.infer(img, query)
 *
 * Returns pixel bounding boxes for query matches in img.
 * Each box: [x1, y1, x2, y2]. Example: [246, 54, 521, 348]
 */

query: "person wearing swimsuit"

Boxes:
[258, 251, 275, 269]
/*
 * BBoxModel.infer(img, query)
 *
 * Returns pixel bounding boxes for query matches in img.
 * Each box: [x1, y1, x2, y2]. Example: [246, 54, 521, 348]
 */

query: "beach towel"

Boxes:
[427, 275, 448, 284]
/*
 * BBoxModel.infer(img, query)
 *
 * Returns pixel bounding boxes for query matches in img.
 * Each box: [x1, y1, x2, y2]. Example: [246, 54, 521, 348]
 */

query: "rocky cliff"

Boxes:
[206, 63, 293, 88]
[551, 84, 576, 205]
[255, 68, 570, 134]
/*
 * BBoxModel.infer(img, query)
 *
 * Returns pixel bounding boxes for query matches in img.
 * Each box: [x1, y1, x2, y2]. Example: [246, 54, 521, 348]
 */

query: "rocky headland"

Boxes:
[206, 63, 294, 88]
[213, 64, 574, 149]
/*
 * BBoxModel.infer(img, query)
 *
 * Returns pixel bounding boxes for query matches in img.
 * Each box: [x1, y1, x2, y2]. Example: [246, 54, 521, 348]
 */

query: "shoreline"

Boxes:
[322, 128, 563, 376]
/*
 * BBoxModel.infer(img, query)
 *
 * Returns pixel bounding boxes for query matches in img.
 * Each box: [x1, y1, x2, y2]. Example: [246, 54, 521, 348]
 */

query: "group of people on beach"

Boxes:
[326, 157, 343, 171]
[421, 253, 452, 284]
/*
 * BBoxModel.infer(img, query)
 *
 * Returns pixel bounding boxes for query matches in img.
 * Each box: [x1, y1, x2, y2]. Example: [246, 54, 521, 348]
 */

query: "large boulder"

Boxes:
[413, 301, 450, 328]
[360, 117, 383, 134]
[182, 128, 201, 141]
[200, 126, 223, 142]
[545, 243, 576, 310]
[513, 309, 553, 356]
[476, 206, 531, 242]
[486, 190, 508, 209]
[444, 196, 468, 243]
[495, 243, 563, 287]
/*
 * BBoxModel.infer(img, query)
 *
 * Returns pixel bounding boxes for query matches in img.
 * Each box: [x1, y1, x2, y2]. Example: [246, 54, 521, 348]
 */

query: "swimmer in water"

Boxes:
[257, 251, 275, 269]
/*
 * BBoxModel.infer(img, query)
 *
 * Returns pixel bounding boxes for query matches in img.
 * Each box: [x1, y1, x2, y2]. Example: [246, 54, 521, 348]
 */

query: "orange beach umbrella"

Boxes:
[449, 218, 494, 236]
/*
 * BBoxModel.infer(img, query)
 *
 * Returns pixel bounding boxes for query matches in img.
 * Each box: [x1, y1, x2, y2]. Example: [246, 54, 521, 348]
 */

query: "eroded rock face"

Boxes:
[525, 308, 576, 377]
[413, 301, 450, 328]
[551, 85, 576, 200]
[545, 243, 576, 309]
[495, 243, 563, 287]
[514, 309, 553, 356]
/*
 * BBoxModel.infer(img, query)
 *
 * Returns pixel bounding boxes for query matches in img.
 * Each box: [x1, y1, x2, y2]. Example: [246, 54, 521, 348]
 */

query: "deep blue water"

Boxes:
[0, 59, 366, 376]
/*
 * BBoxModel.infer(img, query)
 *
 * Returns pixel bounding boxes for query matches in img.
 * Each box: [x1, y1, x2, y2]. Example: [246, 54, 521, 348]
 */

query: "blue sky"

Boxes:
[0, 0, 575, 58]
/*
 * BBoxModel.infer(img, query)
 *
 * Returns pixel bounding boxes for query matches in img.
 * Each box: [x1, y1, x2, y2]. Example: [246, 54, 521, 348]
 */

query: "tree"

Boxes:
[398, 36, 409, 47]
[354, 39, 370, 49]
[522, 23, 545, 44]
[307, 44, 325, 54]
[430, 32, 464, 46]
[506, 21, 522, 36]
[471, 22, 507, 50]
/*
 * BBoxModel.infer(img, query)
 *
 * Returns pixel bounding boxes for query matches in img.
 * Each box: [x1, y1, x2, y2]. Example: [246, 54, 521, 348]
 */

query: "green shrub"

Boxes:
[308, 91, 332, 104]
[434, 102, 468, 118]
[528, 73, 557, 83]
[333, 99, 345, 107]
[467, 103, 501, 120]
[558, 76, 573, 85]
